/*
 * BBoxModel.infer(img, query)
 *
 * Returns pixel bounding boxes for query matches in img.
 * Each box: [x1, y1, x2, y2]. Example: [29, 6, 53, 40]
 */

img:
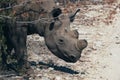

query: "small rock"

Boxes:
[36, 68, 41, 71]
[48, 67, 54, 71]
[64, 76, 71, 80]
[81, 72, 86, 75]
[12, 76, 23, 80]
[94, 41, 103, 48]
[98, 32, 104, 36]
[110, 53, 112, 55]
[54, 76, 61, 80]
[41, 77, 50, 80]
[92, 45, 97, 50]
[116, 42, 120, 44]
[36, 74, 42, 77]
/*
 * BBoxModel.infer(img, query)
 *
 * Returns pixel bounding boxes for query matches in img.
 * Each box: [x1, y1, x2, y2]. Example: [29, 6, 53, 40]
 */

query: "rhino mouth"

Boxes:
[62, 54, 78, 63]
[47, 42, 81, 63]
[57, 49, 80, 63]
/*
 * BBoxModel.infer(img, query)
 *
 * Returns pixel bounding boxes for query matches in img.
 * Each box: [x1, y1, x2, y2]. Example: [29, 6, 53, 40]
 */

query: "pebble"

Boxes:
[54, 76, 62, 80]
[94, 41, 103, 48]
[43, 77, 50, 80]
[97, 32, 104, 36]
[116, 42, 120, 44]
[48, 67, 54, 71]
[36, 68, 41, 71]
[81, 72, 86, 75]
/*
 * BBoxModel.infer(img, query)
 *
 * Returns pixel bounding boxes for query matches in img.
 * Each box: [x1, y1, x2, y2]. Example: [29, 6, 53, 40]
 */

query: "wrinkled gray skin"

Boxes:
[1, 0, 87, 71]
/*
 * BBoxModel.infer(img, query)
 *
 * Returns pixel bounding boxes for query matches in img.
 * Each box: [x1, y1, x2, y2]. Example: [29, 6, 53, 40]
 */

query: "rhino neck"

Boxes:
[35, 16, 53, 37]
[27, 23, 44, 36]
[29, 22, 45, 36]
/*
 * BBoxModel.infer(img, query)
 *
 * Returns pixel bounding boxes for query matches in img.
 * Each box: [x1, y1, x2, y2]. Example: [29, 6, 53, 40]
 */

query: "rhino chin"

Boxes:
[63, 57, 78, 63]
[50, 49, 79, 63]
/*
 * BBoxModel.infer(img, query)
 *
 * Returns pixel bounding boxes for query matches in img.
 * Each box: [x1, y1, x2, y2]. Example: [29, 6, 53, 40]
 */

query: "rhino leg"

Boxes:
[1, 46, 8, 69]
[12, 27, 30, 72]
[1, 35, 14, 70]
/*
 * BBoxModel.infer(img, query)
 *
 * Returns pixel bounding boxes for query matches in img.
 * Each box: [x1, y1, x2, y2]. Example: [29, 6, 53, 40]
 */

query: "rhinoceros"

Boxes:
[1, 0, 88, 71]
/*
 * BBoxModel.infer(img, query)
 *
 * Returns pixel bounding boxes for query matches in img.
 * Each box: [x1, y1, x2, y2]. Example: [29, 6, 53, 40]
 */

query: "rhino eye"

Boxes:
[59, 39, 64, 43]
[58, 39, 64, 45]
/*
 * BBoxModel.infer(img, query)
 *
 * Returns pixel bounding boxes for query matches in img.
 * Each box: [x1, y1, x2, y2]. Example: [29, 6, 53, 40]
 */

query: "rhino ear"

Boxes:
[51, 8, 62, 18]
[49, 22, 55, 31]
[69, 9, 80, 22]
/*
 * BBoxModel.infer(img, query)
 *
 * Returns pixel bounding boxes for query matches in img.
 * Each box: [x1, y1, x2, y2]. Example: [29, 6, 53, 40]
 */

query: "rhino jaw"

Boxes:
[49, 48, 81, 63]
[45, 34, 88, 63]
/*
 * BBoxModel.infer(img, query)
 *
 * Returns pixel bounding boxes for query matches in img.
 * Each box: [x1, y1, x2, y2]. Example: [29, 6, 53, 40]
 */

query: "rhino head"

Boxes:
[43, 8, 88, 63]
[12, 0, 87, 63]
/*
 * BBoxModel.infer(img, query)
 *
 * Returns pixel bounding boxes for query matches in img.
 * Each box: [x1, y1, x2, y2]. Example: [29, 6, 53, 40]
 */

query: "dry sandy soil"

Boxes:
[0, 2, 120, 80]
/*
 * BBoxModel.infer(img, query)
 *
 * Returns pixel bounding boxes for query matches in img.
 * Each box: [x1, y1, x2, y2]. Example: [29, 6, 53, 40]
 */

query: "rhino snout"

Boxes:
[69, 54, 80, 63]
[77, 39, 88, 50]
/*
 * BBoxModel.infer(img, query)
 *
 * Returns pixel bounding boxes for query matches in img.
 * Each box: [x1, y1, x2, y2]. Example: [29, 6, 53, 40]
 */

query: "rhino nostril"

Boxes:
[83, 39, 87, 44]
[70, 55, 76, 60]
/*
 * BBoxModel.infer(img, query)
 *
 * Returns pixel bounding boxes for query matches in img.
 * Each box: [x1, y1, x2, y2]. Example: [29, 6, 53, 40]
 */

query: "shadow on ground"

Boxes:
[29, 61, 79, 74]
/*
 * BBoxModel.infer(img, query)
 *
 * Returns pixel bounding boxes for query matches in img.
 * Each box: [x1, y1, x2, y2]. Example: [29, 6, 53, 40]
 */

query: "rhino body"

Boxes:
[1, 0, 87, 71]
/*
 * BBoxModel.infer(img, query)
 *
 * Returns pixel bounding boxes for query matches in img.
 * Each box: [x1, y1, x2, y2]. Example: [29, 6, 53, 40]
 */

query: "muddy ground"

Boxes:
[0, 2, 120, 80]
